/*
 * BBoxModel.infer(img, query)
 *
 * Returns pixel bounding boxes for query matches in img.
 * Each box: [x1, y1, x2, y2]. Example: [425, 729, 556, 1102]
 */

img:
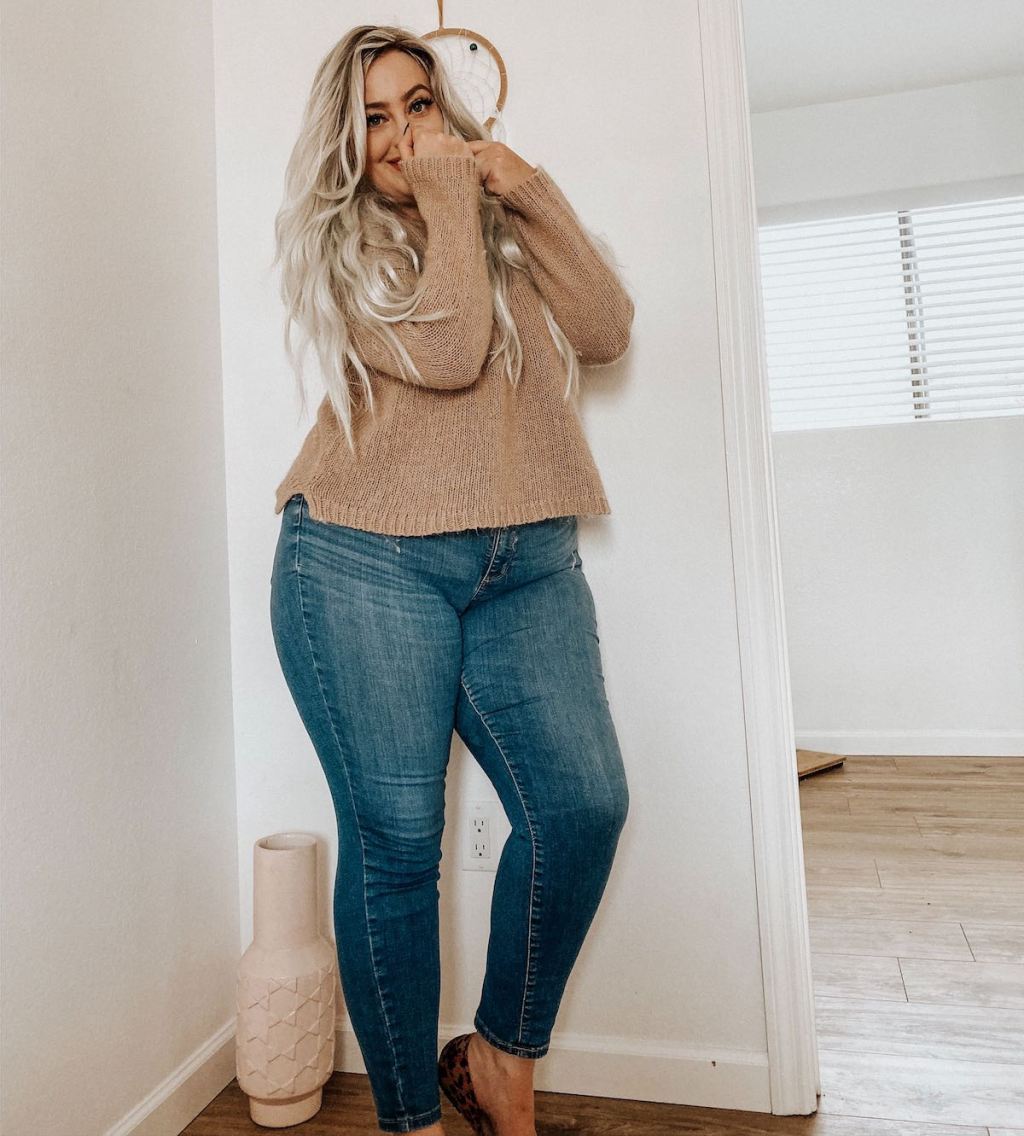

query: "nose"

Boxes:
[385, 121, 409, 160]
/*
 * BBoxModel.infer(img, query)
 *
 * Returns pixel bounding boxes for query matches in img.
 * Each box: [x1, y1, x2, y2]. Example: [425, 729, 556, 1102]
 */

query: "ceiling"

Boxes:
[741, 0, 1024, 113]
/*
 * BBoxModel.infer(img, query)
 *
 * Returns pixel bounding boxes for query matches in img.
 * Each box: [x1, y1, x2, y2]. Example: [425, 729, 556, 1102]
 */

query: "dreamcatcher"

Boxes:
[422, 1, 508, 141]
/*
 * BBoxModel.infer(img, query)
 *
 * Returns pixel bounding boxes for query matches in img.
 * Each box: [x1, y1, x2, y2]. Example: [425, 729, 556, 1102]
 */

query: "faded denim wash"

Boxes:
[269, 493, 630, 1133]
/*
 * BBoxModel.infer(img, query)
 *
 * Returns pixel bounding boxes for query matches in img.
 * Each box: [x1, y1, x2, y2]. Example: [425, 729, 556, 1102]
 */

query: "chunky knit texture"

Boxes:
[273, 153, 634, 536]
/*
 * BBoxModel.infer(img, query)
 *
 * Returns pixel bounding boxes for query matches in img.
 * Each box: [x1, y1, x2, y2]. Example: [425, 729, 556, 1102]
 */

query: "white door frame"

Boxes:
[697, 0, 820, 1114]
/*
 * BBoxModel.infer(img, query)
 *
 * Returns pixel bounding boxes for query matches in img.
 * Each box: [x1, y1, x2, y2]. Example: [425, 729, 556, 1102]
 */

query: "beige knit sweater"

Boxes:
[273, 153, 634, 536]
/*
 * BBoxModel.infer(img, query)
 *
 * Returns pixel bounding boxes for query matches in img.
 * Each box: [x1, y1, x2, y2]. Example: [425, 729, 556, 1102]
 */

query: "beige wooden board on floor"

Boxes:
[797, 749, 846, 778]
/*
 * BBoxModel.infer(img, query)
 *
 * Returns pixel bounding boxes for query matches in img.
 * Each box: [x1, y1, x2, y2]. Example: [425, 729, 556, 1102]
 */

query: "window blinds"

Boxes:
[756, 195, 1024, 432]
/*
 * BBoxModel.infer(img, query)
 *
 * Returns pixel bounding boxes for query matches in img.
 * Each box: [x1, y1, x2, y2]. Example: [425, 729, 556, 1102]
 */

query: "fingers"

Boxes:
[403, 126, 476, 160]
[400, 124, 415, 162]
[397, 123, 414, 161]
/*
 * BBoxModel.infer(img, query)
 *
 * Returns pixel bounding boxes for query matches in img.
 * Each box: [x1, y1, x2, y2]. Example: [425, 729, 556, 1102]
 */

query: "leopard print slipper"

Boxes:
[437, 1032, 497, 1136]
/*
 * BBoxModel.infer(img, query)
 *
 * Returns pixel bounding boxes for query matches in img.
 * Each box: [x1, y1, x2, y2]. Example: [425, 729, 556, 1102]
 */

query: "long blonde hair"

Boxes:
[272, 24, 619, 454]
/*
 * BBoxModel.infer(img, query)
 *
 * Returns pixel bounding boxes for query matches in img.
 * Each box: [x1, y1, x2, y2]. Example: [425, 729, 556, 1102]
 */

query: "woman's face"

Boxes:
[363, 50, 446, 216]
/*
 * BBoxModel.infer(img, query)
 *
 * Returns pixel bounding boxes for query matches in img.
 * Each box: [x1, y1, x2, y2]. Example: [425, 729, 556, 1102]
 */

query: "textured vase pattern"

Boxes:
[236, 963, 337, 1097]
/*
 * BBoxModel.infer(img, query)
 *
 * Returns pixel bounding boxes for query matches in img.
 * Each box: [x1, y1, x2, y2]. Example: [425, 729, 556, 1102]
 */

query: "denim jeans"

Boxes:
[269, 493, 630, 1133]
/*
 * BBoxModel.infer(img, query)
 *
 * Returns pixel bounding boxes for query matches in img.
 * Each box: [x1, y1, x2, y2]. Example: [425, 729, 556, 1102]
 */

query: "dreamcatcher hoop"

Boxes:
[422, 0, 508, 140]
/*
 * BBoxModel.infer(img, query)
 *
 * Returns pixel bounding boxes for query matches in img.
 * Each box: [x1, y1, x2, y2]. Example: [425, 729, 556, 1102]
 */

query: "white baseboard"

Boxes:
[111, 1021, 235, 1136]
[339, 1023, 776, 1115]
[115, 1017, 780, 1134]
[795, 730, 1024, 756]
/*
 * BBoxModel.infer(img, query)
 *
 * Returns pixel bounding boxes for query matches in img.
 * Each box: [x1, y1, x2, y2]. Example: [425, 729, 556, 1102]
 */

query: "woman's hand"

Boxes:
[397, 125, 474, 161]
[465, 139, 536, 197]
[396, 128, 536, 197]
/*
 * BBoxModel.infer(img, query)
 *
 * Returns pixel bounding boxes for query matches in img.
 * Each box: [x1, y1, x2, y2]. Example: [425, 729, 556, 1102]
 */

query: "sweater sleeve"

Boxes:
[348, 154, 493, 391]
[498, 165, 634, 365]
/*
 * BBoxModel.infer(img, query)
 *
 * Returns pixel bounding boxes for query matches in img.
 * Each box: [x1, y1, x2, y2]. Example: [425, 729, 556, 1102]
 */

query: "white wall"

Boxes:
[749, 75, 1024, 754]
[0, 1, 789, 1129]
[0, 2, 240, 1134]
[218, 0, 774, 1113]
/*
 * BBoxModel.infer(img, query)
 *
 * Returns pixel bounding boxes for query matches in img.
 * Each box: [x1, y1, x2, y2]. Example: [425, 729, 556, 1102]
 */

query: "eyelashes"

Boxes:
[367, 96, 434, 128]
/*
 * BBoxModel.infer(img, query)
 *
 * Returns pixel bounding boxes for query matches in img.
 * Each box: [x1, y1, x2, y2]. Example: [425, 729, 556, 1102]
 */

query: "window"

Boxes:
[757, 195, 1024, 432]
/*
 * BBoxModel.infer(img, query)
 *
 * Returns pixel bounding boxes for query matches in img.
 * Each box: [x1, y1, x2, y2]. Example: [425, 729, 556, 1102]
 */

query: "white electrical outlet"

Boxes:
[462, 800, 511, 872]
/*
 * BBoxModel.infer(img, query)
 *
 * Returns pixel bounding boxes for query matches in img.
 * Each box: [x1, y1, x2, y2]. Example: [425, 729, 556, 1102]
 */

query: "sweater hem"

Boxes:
[274, 484, 611, 537]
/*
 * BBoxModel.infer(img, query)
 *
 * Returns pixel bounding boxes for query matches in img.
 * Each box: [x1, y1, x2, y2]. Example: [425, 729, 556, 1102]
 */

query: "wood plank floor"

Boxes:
[182, 756, 1024, 1135]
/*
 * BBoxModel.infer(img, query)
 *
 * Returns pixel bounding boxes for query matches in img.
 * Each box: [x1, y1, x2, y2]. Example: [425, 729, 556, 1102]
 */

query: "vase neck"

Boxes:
[253, 840, 318, 948]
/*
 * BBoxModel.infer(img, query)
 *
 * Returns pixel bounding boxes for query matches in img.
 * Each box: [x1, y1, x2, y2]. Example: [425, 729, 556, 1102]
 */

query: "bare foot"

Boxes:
[466, 1032, 538, 1136]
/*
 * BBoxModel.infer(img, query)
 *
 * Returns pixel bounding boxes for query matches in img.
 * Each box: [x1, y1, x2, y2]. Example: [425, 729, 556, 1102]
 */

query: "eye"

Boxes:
[366, 95, 435, 129]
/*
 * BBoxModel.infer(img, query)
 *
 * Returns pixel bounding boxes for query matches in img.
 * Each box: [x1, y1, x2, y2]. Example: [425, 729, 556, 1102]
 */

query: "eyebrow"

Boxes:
[365, 84, 433, 110]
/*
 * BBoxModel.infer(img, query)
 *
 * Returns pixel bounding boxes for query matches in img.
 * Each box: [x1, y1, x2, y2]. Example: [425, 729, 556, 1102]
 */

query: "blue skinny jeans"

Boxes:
[269, 493, 630, 1133]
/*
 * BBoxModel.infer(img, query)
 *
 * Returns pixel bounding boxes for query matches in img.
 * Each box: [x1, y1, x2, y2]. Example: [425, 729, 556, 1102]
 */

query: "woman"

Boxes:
[269, 23, 635, 1136]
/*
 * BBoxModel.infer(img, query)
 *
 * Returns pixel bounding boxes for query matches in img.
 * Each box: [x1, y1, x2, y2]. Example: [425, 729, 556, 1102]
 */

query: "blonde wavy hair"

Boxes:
[272, 24, 623, 455]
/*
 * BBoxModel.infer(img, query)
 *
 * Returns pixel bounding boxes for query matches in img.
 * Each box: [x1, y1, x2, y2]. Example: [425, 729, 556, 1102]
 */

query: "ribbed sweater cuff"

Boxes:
[497, 164, 564, 219]
[400, 154, 481, 214]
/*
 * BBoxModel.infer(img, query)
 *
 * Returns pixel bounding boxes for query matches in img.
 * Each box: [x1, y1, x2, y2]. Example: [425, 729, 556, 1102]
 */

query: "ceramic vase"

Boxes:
[236, 833, 338, 1127]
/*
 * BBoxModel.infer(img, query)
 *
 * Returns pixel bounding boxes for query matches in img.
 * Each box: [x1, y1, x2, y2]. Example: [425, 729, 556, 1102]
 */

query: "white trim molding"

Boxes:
[697, 0, 820, 1115]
